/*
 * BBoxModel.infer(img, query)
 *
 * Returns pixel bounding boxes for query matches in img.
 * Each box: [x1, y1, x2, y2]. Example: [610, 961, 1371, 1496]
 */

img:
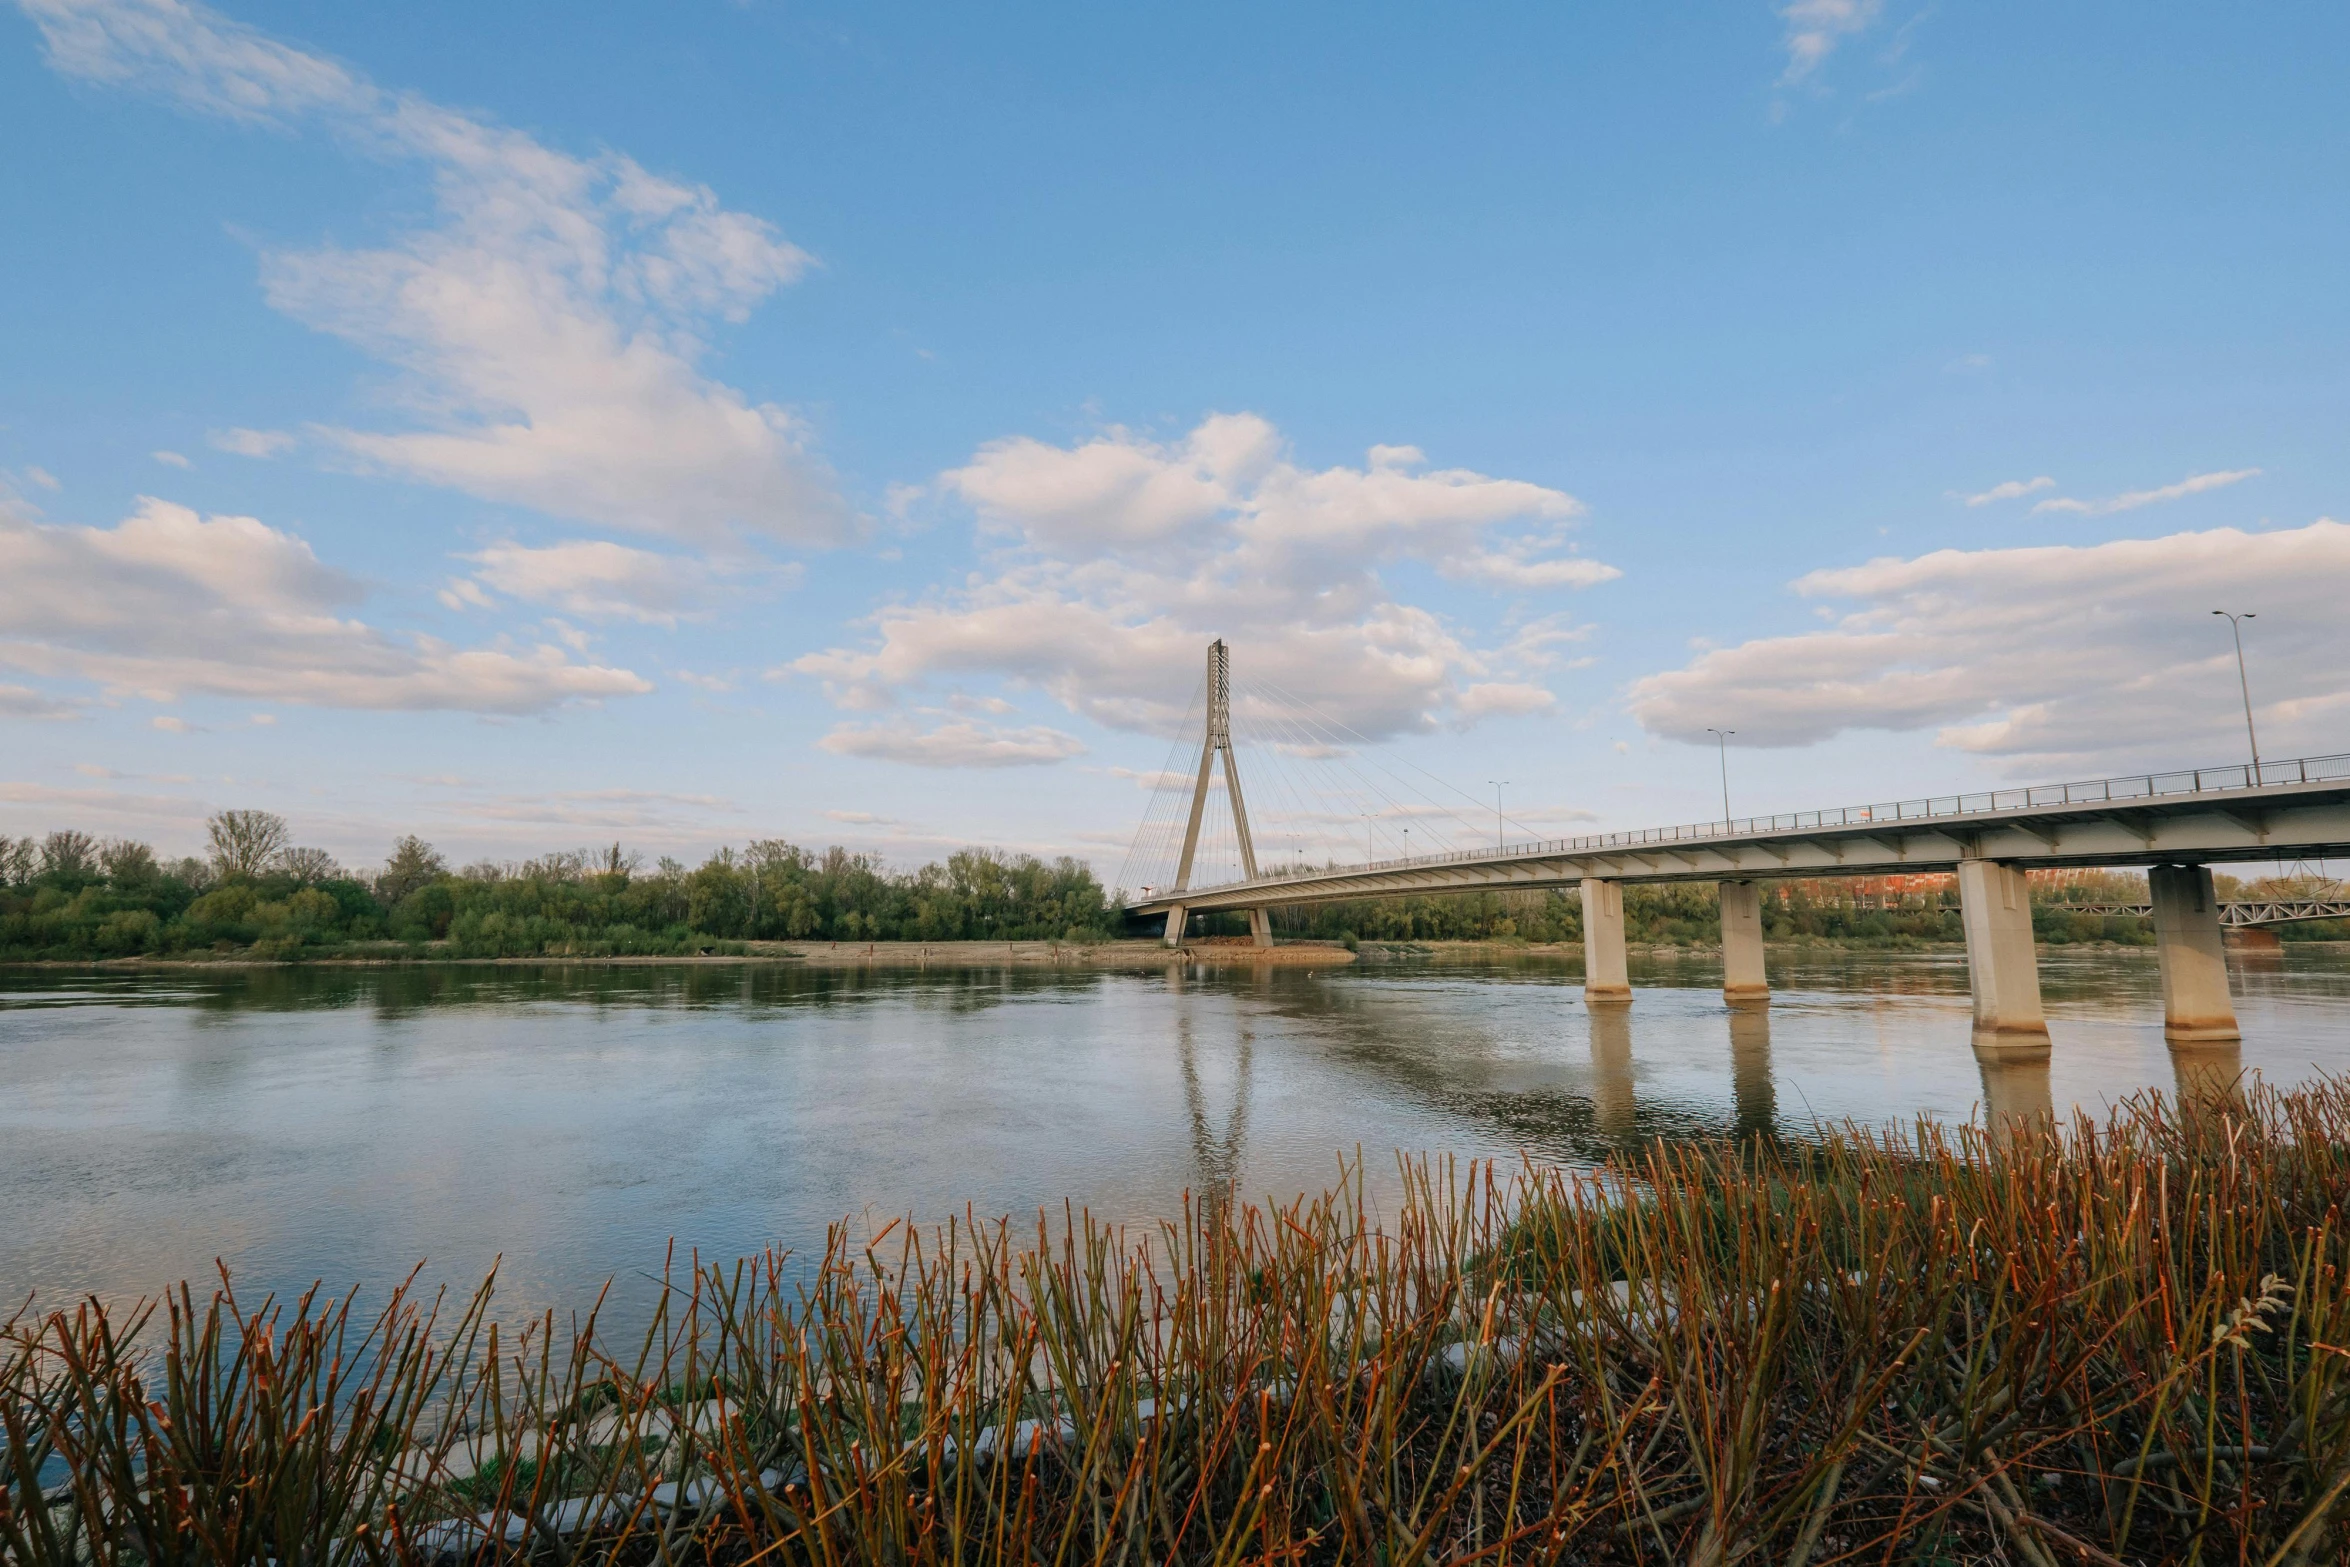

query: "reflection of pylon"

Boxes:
[1162, 640, 1273, 948]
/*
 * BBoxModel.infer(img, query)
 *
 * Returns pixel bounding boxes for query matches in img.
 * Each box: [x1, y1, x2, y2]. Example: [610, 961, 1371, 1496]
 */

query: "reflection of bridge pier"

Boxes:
[1979, 1056, 2054, 1131]
[1727, 1001, 1775, 1139]
[1587, 1003, 1636, 1138]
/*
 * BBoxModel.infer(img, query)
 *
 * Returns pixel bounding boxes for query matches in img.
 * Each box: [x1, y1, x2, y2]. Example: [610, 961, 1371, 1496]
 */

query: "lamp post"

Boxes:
[2211, 611, 2262, 775]
[1486, 780, 1509, 851]
[1705, 728, 1736, 824]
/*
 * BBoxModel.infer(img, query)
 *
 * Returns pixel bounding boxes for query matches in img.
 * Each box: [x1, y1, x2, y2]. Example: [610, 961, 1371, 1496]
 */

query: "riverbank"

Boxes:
[0, 937, 1359, 969]
[9, 1077, 2343, 1563]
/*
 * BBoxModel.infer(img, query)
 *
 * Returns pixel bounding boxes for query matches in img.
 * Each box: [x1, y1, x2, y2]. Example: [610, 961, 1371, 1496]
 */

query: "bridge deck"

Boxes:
[1131, 752, 2350, 917]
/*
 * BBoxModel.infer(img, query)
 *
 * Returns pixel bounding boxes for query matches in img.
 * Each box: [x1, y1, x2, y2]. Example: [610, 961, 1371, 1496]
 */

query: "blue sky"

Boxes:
[3, 0, 2346, 879]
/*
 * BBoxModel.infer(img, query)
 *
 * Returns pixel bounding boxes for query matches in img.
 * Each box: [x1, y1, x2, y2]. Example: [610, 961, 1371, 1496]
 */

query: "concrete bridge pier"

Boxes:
[1957, 859, 2051, 1059]
[1248, 908, 1273, 948]
[1581, 876, 1631, 1003]
[1719, 880, 1770, 1001]
[1162, 905, 1187, 948]
[2148, 864, 2241, 1045]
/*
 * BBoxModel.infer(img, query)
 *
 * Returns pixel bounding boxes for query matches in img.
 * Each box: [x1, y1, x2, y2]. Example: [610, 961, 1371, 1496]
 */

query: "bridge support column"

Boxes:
[2149, 864, 2240, 1045]
[1719, 880, 1769, 1001]
[1956, 860, 2049, 1059]
[1581, 876, 1631, 1003]
[1248, 908, 1273, 949]
[1162, 905, 1187, 948]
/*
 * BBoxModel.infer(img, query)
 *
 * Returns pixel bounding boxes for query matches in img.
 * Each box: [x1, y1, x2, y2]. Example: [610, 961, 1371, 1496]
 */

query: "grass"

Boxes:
[5, 1079, 2349, 1564]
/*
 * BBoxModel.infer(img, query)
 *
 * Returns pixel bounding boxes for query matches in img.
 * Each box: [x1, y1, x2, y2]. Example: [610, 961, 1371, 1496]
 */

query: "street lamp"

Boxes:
[2211, 612, 2262, 774]
[1486, 780, 1509, 851]
[1705, 728, 1736, 824]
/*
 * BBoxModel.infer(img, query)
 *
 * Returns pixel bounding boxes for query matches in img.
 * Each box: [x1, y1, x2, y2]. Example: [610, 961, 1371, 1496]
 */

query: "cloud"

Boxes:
[448, 539, 719, 625]
[209, 427, 294, 458]
[26, 0, 848, 547]
[1962, 476, 2054, 507]
[150, 714, 199, 732]
[24, 466, 62, 490]
[2032, 468, 2260, 518]
[1626, 519, 2350, 770]
[0, 495, 650, 712]
[818, 718, 1087, 768]
[151, 449, 192, 469]
[796, 414, 1607, 743]
[0, 682, 81, 719]
[1778, 0, 1883, 85]
[1455, 682, 1560, 721]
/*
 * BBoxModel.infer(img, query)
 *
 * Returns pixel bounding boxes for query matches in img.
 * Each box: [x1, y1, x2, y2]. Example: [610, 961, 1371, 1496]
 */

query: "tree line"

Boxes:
[0, 812, 1118, 960]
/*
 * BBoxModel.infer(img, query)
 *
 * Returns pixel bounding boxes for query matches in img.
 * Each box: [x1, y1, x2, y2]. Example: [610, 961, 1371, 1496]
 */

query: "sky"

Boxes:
[2, 0, 2346, 881]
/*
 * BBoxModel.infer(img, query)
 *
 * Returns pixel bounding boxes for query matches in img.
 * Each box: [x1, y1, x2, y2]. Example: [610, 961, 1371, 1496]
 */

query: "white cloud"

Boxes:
[818, 718, 1087, 768]
[2032, 468, 2259, 518]
[1962, 476, 2054, 507]
[796, 414, 1608, 745]
[151, 449, 192, 469]
[25, 466, 62, 490]
[209, 427, 295, 458]
[1626, 519, 2350, 770]
[1778, 0, 1883, 85]
[27, 0, 848, 547]
[150, 714, 198, 732]
[0, 496, 650, 713]
[450, 539, 717, 625]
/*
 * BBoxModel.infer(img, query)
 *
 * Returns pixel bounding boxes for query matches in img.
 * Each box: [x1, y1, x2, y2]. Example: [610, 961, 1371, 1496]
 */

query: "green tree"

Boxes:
[376, 835, 448, 901]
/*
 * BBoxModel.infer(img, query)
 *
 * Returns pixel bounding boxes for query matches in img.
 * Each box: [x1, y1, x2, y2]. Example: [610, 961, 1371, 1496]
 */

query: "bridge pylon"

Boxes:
[1163, 640, 1273, 948]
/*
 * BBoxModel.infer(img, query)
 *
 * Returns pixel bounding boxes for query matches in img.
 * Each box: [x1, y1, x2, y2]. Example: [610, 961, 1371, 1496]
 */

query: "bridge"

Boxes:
[1125, 642, 2350, 1061]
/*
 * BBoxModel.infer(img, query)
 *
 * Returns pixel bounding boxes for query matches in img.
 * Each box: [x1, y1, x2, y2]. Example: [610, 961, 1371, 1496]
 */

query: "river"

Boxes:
[4, 945, 2346, 1328]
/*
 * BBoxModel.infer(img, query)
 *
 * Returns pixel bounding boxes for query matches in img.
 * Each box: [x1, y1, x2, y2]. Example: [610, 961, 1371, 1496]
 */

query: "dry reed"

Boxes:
[5, 1077, 2348, 1564]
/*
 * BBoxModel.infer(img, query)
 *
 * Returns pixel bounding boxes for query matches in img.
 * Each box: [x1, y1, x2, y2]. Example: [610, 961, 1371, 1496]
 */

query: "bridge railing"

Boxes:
[1174, 751, 2350, 897]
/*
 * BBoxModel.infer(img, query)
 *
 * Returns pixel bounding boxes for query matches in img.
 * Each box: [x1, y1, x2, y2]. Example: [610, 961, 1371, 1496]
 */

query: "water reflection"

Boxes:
[3, 947, 2347, 1330]
[2171, 1042, 2247, 1107]
[1177, 1016, 1253, 1193]
[1977, 1058, 2055, 1129]
[1727, 1003, 1775, 1141]
[1588, 1004, 1636, 1141]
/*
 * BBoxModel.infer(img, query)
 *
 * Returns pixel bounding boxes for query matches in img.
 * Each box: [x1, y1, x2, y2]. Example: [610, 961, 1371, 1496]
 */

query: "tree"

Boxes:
[377, 835, 448, 901]
[276, 846, 342, 883]
[0, 838, 28, 886]
[40, 830, 98, 878]
[99, 839, 159, 884]
[208, 810, 289, 879]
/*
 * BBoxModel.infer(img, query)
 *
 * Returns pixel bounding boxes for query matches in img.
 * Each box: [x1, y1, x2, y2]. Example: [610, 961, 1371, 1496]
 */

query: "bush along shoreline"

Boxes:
[6, 812, 2344, 962]
[0, 813, 1120, 961]
[6, 1077, 2349, 1563]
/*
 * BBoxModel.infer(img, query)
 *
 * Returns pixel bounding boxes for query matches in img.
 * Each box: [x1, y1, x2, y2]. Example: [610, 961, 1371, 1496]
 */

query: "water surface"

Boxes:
[5, 947, 2345, 1326]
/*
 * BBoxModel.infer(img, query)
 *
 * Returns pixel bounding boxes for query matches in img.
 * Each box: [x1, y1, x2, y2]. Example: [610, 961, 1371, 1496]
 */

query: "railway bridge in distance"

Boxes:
[1129, 642, 2350, 1062]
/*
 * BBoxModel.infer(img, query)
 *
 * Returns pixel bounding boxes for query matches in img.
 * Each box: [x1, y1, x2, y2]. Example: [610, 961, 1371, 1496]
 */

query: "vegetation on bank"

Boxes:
[0, 813, 1116, 961]
[7, 1078, 2349, 1563]
[1229, 867, 2350, 948]
[5, 813, 2341, 961]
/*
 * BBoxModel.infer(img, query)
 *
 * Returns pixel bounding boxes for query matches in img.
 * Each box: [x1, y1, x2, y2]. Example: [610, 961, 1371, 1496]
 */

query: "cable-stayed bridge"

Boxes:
[1120, 641, 2350, 1063]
